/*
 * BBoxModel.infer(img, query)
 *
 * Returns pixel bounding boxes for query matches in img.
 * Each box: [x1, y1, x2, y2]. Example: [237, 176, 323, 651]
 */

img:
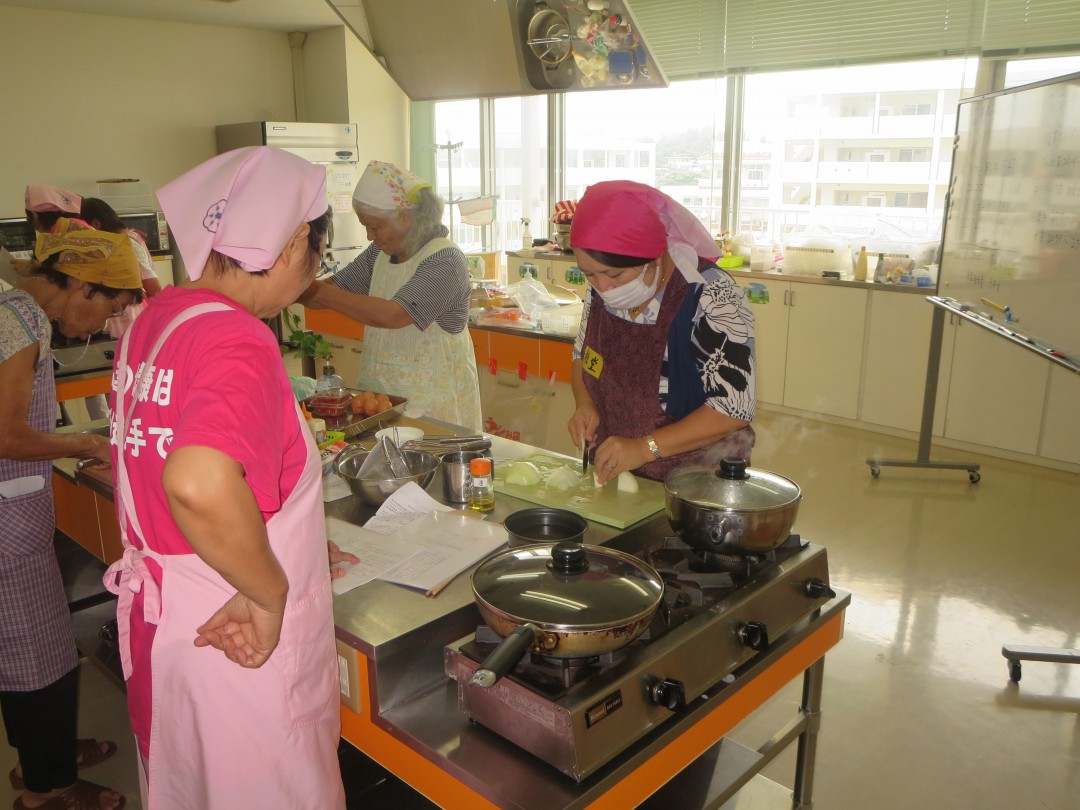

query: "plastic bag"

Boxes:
[505, 278, 560, 326]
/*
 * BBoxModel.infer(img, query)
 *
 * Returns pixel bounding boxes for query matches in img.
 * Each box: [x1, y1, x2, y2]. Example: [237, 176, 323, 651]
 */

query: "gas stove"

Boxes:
[444, 533, 835, 782]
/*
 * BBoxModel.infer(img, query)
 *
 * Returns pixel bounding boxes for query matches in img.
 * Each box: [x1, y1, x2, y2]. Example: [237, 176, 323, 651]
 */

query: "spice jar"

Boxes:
[468, 457, 495, 513]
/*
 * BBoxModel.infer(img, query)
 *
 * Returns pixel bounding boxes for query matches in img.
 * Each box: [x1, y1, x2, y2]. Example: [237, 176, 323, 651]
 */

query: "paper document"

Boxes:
[322, 471, 352, 503]
[375, 507, 508, 596]
[362, 482, 453, 534]
[326, 517, 425, 596]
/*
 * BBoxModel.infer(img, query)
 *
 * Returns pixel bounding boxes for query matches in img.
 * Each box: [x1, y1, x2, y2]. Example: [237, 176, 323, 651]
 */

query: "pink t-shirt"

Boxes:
[110, 285, 307, 754]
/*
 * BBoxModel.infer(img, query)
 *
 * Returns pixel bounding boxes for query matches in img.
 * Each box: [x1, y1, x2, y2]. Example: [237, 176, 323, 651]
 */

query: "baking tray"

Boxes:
[303, 391, 408, 438]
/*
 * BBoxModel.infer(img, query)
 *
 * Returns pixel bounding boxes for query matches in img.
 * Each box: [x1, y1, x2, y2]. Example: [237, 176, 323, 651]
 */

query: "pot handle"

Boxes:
[468, 623, 539, 688]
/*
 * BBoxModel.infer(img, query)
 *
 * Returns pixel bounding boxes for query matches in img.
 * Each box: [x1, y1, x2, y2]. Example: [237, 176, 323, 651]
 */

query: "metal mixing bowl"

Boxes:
[333, 448, 441, 506]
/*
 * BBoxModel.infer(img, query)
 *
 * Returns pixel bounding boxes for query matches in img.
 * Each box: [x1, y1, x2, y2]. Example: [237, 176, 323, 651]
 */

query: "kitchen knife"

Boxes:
[581, 440, 589, 474]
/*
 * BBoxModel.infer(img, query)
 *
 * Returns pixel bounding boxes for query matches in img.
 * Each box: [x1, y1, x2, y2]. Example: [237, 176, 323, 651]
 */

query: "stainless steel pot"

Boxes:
[664, 457, 801, 554]
[468, 542, 664, 687]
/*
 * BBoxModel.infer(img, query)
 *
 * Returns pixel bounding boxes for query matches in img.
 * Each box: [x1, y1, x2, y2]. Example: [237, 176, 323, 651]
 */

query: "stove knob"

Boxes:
[103, 349, 115, 360]
[737, 621, 769, 651]
[804, 578, 836, 600]
[650, 678, 686, 711]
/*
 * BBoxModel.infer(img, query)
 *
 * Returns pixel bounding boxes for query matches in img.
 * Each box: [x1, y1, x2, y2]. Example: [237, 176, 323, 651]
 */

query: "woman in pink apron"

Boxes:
[105, 147, 345, 809]
[566, 181, 757, 485]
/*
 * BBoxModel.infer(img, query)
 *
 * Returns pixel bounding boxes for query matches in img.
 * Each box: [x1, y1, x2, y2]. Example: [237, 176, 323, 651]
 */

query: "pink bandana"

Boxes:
[157, 146, 327, 281]
[25, 185, 82, 214]
[570, 181, 719, 282]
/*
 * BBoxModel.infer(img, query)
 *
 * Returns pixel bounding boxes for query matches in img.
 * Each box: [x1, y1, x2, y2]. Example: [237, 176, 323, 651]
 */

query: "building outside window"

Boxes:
[737, 58, 977, 247]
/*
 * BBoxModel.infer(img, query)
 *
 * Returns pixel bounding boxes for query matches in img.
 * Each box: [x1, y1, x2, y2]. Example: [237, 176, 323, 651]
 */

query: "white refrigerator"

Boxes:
[214, 121, 367, 274]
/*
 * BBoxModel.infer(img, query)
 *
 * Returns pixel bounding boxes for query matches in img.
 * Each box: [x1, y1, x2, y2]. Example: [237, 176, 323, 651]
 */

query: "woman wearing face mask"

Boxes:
[567, 180, 756, 485]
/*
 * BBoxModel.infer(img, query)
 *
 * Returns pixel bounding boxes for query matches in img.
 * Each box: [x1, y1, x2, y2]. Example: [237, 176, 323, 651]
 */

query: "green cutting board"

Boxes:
[493, 452, 667, 529]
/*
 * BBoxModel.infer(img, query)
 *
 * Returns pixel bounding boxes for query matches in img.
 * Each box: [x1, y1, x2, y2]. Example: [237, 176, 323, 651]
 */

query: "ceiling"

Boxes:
[0, 0, 343, 32]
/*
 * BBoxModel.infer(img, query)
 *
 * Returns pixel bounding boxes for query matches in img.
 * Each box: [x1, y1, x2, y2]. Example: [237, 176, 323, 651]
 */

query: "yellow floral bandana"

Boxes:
[352, 160, 431, 211]
[34, 222, 143, 290]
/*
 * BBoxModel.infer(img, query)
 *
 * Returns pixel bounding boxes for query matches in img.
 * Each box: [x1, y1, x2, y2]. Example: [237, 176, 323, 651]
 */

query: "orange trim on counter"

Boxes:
[469, 328, 490, 368]
[52, 473, 103, 561]
[540, 339, 574, 383]
[338, 650, 500, 810]
[56, 375, 111, 402]
[584, 612, 846, 809]
[488, 332, 541, 375]
[338, 611, 845, 809]
[305, 308, 365, 340]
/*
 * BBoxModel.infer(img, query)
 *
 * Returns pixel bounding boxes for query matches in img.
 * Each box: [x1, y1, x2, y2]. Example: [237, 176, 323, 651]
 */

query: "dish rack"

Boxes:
[91, 180, 155, 213]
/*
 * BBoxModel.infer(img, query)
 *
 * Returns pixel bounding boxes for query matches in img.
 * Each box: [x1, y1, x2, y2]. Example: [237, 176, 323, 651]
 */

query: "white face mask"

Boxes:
[595, 263, 660, 310]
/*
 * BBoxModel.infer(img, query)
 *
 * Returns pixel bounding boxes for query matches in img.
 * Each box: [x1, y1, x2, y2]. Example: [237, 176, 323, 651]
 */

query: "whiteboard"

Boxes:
[939, 71, 1080, 359]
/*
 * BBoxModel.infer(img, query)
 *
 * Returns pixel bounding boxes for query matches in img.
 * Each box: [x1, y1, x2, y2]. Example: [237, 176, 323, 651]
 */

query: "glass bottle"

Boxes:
[315, 360, 344, 393]
[468, 457, 495, 513]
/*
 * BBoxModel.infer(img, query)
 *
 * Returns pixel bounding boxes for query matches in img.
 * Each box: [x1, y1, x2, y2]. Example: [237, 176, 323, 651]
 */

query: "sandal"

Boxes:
[8, 740, 118, 791]
[11, 779, 125, 810]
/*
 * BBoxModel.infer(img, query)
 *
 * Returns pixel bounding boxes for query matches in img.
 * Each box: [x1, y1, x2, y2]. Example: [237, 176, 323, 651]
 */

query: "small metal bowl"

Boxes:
[333, 448, 441, 506]
[504, 507, 587, 548]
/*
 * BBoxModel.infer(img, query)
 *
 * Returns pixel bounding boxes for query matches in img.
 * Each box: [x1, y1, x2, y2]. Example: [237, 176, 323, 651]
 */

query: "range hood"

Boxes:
[325, 0, 667, 101]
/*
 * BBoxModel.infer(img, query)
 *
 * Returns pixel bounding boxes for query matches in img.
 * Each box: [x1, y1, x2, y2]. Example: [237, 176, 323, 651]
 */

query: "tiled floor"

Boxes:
[3, 410, 1078, 809]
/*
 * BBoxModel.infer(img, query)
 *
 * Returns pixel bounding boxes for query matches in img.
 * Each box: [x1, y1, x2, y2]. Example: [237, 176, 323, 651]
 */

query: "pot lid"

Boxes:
[664, 457, 801, 511]
[472, 542, 663, 629]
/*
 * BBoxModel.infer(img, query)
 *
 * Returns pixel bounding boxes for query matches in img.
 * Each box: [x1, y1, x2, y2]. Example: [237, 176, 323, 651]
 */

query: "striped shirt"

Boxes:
[331, 237, 471, 334]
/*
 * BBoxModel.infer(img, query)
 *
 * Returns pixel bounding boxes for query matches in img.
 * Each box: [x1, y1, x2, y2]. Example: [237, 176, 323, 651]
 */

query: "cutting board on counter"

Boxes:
[493, 452, 666, 529]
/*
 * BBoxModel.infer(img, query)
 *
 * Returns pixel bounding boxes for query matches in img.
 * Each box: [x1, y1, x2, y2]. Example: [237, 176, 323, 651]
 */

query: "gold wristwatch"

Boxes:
[645, 433, 662, 459]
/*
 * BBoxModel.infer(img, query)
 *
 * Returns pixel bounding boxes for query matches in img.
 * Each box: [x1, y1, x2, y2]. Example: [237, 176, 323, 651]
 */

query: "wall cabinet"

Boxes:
[52, 473, 122, 564]
[861, 291, 933, 433]
[746, 279, 868, 419]
[506, 254, 588, 294]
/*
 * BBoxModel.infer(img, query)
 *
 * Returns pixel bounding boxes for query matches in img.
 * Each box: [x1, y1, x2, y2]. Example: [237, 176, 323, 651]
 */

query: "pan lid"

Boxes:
[664, 457, 801, 511]
[472, 542, 664, 629]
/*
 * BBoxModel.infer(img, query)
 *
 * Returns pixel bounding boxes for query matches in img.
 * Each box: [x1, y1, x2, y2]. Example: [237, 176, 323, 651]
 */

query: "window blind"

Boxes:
[630, 0, 1080, 78]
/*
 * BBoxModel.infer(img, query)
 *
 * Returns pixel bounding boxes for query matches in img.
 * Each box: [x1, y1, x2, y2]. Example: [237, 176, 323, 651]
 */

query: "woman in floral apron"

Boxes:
[566, 180, 758, 485]
[105, 146, 345, 809]
[300, 160, 482, 431]
[2, 224, 142, 810]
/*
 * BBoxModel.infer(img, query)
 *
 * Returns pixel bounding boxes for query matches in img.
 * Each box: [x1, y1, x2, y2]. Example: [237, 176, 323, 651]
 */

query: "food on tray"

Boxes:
[308, 390, 353, 418]
[350, 390, 394, 417]
[505, 461, 543, 487]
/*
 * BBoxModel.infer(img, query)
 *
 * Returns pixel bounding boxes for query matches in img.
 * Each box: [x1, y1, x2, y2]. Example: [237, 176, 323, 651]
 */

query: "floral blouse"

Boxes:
[573, 264, 756, 422]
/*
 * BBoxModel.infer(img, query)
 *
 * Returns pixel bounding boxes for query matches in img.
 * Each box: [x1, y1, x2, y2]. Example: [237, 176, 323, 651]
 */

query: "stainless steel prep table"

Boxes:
[330, 429, 850, 809]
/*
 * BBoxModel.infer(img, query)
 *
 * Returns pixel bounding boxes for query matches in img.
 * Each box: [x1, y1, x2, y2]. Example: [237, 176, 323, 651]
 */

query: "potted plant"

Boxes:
[281, 307, 333, 378]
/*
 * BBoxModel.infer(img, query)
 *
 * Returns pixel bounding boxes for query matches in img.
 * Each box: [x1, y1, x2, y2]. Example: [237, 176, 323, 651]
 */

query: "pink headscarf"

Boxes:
[157, 146, 327, 281]
[570, 180, 719, 282]
[25, 184, 82, 214]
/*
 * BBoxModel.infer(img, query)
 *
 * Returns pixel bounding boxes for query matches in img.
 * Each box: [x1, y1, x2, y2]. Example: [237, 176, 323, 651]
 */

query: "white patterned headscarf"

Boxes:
[352, 160, 430, 211]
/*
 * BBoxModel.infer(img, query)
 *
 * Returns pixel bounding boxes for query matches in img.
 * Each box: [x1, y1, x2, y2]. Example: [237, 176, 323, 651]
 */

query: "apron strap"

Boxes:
[114, 302, 233, 547]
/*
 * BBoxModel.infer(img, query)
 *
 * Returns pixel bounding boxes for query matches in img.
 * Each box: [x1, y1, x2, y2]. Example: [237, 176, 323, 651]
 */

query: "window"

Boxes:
[895, 192, 908, 206]
[493, 95, 548, 256]
[1004, 55, 1080, 89]
[899, 148, 930, 162]
[564, 78, 726, 232]
[740, 58, 976, 244]
[434, 100, 481, 249]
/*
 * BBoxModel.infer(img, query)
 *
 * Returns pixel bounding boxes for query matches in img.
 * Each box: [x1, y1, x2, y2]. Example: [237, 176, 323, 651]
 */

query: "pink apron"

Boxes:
[105, 304, 344, 810]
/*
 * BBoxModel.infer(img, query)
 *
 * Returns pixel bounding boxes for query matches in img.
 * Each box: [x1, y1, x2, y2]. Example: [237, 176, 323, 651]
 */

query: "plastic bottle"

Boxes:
[521, 218, 532, 251]
[853, 246, 868, 282]
[314, 361, 344, 393]
[468, 457, 495, 513]
[877, 252, 888, 282]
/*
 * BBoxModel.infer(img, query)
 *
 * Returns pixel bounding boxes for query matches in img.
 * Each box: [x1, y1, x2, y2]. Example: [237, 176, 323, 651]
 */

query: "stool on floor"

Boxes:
[1001, 645, 1080, 683]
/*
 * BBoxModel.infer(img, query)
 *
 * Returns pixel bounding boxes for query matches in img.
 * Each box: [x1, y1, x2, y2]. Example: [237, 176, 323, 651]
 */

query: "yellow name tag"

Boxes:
[582, 346, 604, 379]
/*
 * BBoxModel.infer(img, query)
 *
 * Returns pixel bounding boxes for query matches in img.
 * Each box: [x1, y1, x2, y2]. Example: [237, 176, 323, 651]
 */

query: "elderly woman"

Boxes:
[300, 160, 482, 430]
[104, 146, 345, 809]
[1, 225, 142, 810]
[567, 180, 757, 485]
